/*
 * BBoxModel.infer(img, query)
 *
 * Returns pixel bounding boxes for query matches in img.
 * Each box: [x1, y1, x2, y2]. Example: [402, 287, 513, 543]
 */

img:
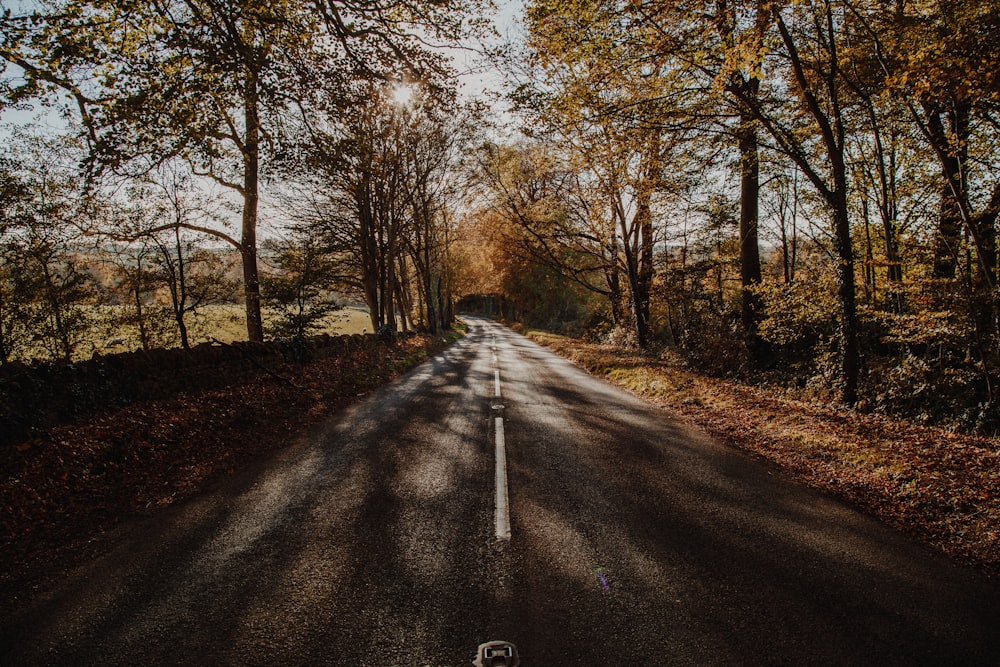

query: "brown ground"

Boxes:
[4, 322, 997, 603]
[523, 330, 1000, 576]
[0, 330, 462, 598]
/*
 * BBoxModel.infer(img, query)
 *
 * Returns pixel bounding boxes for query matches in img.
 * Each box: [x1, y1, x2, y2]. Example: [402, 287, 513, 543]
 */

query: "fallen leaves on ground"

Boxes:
[526, 330, 1000, 576]
[0, 332, 458, 596]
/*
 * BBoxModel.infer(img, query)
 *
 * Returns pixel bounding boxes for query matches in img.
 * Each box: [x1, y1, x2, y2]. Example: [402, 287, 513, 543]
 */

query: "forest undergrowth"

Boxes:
[0, 328, 464, 599]
[523, 329, 1000, 576]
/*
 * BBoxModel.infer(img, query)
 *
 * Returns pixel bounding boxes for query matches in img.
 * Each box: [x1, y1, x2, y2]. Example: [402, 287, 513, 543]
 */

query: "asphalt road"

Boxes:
[2, 318, 999, 665]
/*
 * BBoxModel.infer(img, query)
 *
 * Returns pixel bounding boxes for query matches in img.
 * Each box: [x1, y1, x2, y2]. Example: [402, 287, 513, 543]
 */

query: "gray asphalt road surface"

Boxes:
[2, 318, 998, 665]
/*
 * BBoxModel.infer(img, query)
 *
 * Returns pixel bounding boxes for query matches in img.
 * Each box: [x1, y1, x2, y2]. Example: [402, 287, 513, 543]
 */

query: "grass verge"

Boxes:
[523, 329, 1000, 576]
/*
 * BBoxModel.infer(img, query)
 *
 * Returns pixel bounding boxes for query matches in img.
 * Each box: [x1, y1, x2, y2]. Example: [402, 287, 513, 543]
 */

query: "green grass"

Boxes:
[18, 304, 378, 363]
[193, 304, 375, 343]
[22, 304, 463, 363]
[314, 306, 375, 336]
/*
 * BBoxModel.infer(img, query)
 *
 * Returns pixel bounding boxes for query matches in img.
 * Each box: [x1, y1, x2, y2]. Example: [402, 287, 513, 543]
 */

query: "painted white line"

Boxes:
[495, 417, 511, 540]
[494, 369, 501, 397]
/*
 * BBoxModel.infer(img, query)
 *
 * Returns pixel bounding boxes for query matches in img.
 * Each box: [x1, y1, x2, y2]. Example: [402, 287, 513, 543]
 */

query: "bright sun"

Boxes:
[391, 85, 414, 107]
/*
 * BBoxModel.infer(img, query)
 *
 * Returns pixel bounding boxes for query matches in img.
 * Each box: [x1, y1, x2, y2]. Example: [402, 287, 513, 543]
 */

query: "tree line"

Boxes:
[468, 0, 1000, 428]
[4, 0, 1000, 430]
[0, 0, 481, 362]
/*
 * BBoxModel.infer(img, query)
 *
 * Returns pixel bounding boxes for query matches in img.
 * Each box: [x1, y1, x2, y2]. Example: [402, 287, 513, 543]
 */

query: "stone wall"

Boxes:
[0, 334, 384, 446]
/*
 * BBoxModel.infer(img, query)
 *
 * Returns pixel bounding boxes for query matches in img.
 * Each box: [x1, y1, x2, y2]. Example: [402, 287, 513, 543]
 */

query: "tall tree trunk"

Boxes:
[441, 217, 455, 329]
[833, 171, 860, 406]
[396, 254, 414, 332]
[927, 103, 968, 281]
[0, 297, 8, 364]
[423, 217, 439, 333]
[39, 258, 72, 362]
[241, 69, 264, 343]
[737, 109, 766, 362]
[862, 199, 875, 305]
[394, 269, 411, 333]
[718, 0, 768, 362]
[173, 226, 190, 349]
[786, 166, 799, 283]
[883, 214, 904, 313]
[384, 231, 398, 334]
[606, 239, 626, 328]
[436, 274, 447, 331]
[879, 126, 904, 313]
[633, 138, 658, 348]
[769, 7, 859, 405]
[623, 209, 650, 348]
[358, 188, 381, 332]
[927, 102, 997, 340]
[132, 260, 150, 350]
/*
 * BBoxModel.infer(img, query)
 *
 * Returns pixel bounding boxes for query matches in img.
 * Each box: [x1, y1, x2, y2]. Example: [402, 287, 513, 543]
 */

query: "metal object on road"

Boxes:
[473, 640, 519, 666]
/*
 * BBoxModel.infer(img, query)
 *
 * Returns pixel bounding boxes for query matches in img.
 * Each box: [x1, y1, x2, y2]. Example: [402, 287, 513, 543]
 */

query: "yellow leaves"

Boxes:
[871, 309, 969, 347]
[720, 24, 768, 79]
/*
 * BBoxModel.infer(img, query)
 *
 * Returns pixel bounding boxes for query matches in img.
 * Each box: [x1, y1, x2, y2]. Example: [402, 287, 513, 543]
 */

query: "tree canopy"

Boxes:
[3, 0, 1000, 428]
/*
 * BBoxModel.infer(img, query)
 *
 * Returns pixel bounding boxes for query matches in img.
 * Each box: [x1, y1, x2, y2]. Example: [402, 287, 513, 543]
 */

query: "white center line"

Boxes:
[494, 416, 511, 541]
[491, 331, 510, 541]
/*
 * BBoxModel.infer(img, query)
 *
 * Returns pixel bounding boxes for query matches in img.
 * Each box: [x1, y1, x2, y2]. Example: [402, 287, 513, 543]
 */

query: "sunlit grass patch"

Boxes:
[30, 304, 378, 362]
[607, 366, 692, 402]
[316, 306, 373, 336]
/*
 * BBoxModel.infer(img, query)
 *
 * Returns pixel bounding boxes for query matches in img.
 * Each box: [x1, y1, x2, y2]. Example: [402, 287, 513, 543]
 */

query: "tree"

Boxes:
[697, 0, 864, 404]
[867, 0, 1000, 287]
[455, 205, 603, 332]
[319, 87, 411, 334]
[516, 0, 694, 346]
[261, 235, 340, 339]
[475, 141, 627, 325]
[1, 0, 482, 343]
[400, 97, 466, 333]
[0, 134, 93, 362]
[843, 0, 1000, 403]
[713, 0, 770, 361]
[279, 79, 473, 336]
[1, 0, 314, 340]
[103, 234, 174, 351]
[151, 225, 237, 349]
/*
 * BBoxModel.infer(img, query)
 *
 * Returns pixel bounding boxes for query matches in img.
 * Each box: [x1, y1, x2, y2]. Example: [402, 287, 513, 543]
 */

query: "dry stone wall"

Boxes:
[0, 334, 385, 446]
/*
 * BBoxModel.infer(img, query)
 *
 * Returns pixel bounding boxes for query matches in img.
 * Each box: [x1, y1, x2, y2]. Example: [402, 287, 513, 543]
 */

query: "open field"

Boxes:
[21, 304, 376, 363]
[179, 304, 374, 344]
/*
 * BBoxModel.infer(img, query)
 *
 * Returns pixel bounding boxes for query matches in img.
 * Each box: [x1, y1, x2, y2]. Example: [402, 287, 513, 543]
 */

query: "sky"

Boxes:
[452, 0, 524, 103]
[1, 1, 525, 127]
[0, 1, 527, 239]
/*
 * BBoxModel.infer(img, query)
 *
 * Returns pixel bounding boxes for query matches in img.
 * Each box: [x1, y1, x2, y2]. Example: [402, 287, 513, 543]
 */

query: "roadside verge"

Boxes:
[522, 329, 1000, 576]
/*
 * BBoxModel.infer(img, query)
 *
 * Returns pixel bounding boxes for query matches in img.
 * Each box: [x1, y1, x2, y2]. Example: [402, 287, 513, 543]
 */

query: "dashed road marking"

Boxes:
[491, 331, 510, 541]
[495, 416, 510, 541]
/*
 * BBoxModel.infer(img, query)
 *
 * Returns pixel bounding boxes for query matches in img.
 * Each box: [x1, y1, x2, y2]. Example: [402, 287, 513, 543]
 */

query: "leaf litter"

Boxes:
[0, 332, 460, 597]
[525, 330, 1000, 576]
